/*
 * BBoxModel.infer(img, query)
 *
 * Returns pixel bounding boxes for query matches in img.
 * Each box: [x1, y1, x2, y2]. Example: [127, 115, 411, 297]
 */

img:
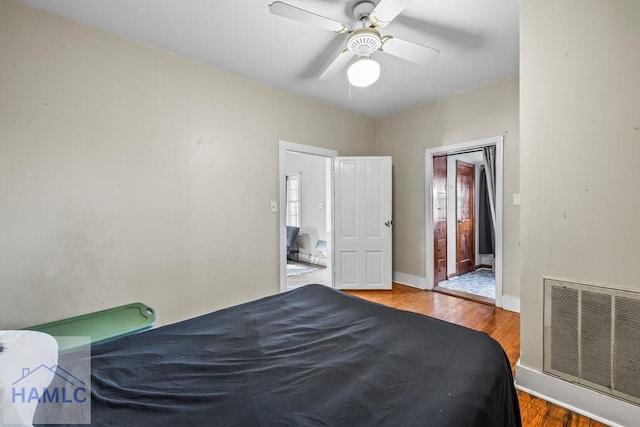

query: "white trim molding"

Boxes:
[515, 363, 640, 427]
[393, 272, 427, 289]
[501, 295, 520, 313]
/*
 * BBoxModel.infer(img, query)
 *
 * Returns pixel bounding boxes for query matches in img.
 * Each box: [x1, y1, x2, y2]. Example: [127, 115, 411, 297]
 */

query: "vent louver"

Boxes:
[544, 278, 640, 405]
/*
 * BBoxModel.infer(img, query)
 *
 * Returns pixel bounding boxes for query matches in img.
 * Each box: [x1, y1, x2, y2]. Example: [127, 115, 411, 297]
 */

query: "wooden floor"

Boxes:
[346, 284, 609, 427]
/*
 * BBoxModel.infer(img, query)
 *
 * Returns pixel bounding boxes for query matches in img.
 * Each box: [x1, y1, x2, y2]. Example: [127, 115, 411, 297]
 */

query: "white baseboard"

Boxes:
[392, 272, 426, 289]
[502, 295, 520, 313]
[296, 253, 327, 267]
[515, 362, 639, 427]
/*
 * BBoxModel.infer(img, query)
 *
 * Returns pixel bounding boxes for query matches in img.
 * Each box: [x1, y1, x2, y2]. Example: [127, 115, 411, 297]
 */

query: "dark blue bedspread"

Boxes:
[39, 284, 521, 426]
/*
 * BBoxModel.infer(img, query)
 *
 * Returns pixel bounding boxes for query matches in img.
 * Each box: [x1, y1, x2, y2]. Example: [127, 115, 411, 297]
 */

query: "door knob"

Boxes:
[385, 220, 393, 227]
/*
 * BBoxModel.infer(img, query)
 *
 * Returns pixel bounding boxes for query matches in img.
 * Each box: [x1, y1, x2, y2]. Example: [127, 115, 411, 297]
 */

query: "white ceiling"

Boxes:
[16, 0, 519, 118]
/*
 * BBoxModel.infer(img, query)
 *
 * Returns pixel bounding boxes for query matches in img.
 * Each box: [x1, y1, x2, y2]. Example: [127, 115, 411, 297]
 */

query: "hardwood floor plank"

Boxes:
[568, 411, 592, 427]
[345, 283, 610, 427]
[526, 398, 551, 426]
[544, 404, 571, 427]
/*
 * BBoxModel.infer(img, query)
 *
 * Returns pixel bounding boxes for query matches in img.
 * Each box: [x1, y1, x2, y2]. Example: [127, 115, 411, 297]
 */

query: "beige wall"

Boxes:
[375, 77, 520, 300]
[520, 0, 640, 370]
[0, 0, 522, 331]
[0, 0, 375, 328]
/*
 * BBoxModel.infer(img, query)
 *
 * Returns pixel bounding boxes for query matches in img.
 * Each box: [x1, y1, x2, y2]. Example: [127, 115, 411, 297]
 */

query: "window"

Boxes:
[286, 172, 301, 227]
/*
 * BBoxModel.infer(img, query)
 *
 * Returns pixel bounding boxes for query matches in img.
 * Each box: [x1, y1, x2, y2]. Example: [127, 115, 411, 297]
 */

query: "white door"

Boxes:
[333, 157, 392, 290]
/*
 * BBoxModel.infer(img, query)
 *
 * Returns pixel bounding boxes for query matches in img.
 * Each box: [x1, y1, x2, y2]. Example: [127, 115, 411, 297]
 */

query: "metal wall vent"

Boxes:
[544, 278, 640, 405]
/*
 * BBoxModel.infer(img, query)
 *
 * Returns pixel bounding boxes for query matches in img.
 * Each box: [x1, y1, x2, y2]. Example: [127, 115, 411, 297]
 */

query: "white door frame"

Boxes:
[278, 141, 337, 292]
[424, 136, 504, 307]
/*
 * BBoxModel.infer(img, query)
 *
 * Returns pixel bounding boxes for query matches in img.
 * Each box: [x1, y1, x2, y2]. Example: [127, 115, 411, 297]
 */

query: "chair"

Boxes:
[286, 226, 300, 261]
[312, 240, 327, 265]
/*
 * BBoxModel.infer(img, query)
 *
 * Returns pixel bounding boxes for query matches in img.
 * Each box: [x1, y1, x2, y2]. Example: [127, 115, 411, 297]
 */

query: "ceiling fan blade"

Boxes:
[380, 36, 439, 66]
[269, 1, 351, 34]
[369, 0, 413, 27]
[319, 49, 353, 80]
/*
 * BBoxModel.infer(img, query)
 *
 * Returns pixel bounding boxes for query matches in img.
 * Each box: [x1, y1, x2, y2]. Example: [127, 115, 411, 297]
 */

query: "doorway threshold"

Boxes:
[433, 286, 495, 306]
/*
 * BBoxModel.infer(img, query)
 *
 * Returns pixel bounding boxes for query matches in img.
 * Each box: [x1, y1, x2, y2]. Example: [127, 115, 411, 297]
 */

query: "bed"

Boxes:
[37, 284, 521, 426]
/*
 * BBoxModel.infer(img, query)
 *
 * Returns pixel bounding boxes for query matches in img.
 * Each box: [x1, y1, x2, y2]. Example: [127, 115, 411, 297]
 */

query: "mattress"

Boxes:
[38, 284, 521, 426]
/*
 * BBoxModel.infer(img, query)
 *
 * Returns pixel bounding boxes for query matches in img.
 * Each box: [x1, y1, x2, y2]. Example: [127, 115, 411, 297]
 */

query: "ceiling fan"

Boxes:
[269, 0, 440, 87]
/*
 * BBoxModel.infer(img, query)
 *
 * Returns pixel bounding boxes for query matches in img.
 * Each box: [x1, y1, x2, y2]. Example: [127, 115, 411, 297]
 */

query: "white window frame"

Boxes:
[286, 172, 301, 228]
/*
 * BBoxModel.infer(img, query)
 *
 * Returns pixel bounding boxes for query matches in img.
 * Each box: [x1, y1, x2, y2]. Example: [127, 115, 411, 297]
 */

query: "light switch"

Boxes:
[270, 201, 278, 213]
[513, 193, 521, 206]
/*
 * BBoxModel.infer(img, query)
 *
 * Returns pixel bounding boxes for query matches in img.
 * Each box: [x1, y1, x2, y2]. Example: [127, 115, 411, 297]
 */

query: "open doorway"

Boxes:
[433, 152, 495, 304]
[279, 141, 336, 292]
[284, 151, 331, 289]
[425, 136, 504, 307]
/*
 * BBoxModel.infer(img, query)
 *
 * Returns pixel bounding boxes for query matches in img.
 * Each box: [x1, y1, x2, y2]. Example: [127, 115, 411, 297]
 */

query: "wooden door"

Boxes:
[456, 160, 475, 275]
[433, 156, 447, 285]
[334, 157, 392, 290]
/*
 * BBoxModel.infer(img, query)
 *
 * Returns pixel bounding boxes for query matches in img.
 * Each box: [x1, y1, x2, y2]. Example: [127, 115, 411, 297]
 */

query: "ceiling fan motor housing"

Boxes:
[352, 1, 375, 21]
[347, 28, 381, 56]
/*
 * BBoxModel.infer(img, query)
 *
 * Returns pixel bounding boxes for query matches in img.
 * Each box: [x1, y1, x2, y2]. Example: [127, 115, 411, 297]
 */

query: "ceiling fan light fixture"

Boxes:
[347, 56, 380, 88]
